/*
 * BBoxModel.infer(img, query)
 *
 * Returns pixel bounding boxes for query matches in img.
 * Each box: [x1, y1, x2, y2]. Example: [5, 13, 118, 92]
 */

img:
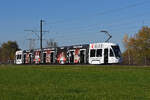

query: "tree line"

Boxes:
[122, 26, 150, 65]
[0, 41, 19, 64]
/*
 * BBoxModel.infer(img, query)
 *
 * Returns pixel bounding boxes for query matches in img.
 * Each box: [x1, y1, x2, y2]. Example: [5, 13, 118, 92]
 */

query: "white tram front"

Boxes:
[88, 43, 122, 64]
[15, 50, 23, 64]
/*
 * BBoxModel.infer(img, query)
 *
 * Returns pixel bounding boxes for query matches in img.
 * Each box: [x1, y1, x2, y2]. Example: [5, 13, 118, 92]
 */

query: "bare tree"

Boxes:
[46, 39, 58, 48]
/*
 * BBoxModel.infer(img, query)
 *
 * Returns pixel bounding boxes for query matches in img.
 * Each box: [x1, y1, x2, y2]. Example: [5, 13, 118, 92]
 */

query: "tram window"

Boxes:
[17, 55, 21, 59]
[17, 55, 19, 59]
[90, 49, 95, 57]
[110, 49, 114, 57]
[96, 49, 102, 57]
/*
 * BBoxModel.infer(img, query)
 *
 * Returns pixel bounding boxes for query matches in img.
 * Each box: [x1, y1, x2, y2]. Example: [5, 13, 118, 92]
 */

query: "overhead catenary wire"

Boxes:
[46, 7, 150, 38]
[46, 0, 150, 26]
[21, 0, 150, 48]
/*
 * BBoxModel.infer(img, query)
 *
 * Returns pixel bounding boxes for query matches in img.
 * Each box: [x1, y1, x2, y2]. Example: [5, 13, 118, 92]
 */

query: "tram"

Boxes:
[15, 42, 122, 64]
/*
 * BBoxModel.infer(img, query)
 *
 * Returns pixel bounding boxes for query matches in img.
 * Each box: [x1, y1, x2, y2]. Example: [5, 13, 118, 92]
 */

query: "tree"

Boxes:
[46, 39, 58, 48]
[123, 26, 150, 65]
[0, 41, 19, 63]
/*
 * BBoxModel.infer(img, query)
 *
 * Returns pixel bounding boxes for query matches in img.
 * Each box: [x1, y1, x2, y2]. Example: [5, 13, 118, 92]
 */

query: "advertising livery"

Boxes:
[15, 42, 122, 65]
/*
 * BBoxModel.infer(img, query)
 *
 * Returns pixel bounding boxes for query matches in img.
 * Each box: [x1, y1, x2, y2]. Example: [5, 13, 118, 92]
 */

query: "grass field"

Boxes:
[0, 65, 150, 100]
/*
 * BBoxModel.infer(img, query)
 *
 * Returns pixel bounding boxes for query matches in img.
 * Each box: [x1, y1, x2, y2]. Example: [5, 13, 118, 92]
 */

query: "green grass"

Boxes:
[0, 65, 150, 100]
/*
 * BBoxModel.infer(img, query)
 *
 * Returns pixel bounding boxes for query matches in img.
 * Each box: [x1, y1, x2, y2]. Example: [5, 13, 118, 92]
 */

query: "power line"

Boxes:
[96, 0, 149, 16]
[46, 11, 150, 38]
[24, 30, 40, 39]
[24, 20, 49, 49]
[26, 38, 36, 50]
[37, 1, 150, 46]
[50, 10, 150, 38]
[22, 1, 150, 48]
[46, 0, 149, 26]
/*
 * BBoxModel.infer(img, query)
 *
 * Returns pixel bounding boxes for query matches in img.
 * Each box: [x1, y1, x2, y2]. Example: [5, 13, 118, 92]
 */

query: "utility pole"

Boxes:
[24, 19, 48, 63]
[40, 19, 45, 63]
[40, 19, 44, 50]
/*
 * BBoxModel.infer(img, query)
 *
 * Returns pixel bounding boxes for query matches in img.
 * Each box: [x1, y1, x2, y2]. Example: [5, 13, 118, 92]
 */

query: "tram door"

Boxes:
[80, 50, 86, 64]
[43, 53, 46, 64]
[69, 51, 74, 63]
[104, 48, 108, 64]
[29, 54, 32, 64]
[50, 52, 54, 63]
[23, 54, 26, 64]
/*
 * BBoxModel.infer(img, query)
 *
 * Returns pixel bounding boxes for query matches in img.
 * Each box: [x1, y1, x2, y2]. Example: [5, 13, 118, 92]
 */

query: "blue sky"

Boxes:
[0, 0, 150, 51]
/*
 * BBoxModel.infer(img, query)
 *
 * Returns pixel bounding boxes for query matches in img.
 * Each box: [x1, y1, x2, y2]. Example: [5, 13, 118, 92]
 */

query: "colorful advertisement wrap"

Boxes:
[74, 49, 80, 63]
[25, 53, 30, 64]
[46, 50, 51, 63]
[57, 48, 67, 64]
[34, 51, 40, 64]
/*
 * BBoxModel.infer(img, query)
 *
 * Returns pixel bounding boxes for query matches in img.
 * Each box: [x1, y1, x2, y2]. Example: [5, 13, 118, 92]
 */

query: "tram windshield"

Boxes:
[111, 45, 121, 58]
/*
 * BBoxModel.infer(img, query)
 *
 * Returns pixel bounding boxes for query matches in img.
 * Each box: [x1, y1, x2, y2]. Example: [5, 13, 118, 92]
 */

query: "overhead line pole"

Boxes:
[40, 19, 44, 50]
[40, 19, 44, 63]
[24, 19, 48, 64]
